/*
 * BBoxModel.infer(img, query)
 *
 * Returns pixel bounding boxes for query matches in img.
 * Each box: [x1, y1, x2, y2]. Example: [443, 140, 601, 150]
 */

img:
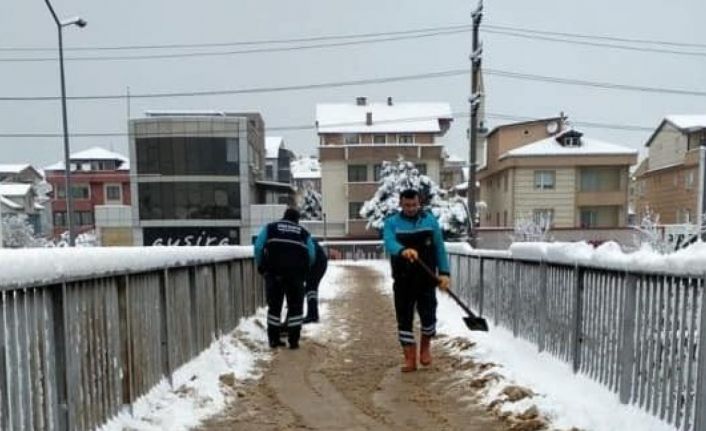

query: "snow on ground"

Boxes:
[100, 310, 270, 431]
[302, 262, 352, 343]
[359, 259, 675, 431]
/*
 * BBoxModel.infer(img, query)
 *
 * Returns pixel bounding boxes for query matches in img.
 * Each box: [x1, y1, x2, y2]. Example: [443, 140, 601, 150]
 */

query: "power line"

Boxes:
[484, 28, 706, 58]
[2, 67, 705, 102]
[485, 23, 706, 50]
[0, 28, 469, 63]
[0, 111, 660, 138]
[0, 24, 471, 52]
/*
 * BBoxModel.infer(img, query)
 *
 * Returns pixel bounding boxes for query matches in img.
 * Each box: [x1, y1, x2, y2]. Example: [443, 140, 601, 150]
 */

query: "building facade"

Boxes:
[317, 97, 452, 238]
[262, 136, 296, 205]
[635, 115, 706, 224]
[129, 111, 266, 246]
[479, 117, 637, 229]
[45, 147, 131, 239]
[0, 164, 50, 235]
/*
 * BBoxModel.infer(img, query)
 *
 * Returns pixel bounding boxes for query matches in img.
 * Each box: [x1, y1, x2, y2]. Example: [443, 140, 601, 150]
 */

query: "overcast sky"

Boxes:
[1, 0, 704, 168]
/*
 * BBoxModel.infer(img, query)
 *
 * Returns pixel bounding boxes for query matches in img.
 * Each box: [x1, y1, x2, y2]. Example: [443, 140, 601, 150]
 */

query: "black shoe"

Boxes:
[269, 339, 285, 349]
[303, 315, 319, 324]
[289, 340, 300, 350]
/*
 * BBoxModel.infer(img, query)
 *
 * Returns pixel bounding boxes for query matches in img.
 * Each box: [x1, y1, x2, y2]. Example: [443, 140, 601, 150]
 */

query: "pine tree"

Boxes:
[298, 181, 323, 220]
[359, 159, 468, 238]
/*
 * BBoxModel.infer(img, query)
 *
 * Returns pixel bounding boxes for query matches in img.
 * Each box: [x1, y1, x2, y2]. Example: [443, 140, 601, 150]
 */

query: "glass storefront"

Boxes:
[138, 182, 240, 220]
[136, 137, 239, 176]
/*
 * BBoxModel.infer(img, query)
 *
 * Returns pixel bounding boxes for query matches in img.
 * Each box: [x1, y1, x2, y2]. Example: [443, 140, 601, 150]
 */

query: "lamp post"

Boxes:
[43, 0, 86, 247]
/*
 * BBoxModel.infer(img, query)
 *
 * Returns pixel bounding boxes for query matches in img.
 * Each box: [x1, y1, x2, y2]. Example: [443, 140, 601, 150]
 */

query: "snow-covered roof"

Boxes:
[316, 102, 453, 133]
[0, 195, 22, 210]
[290, 157, 321, 180]
[45, 146, 129, 171]
[0, 183, 32, 196]
[500, 133, 637, 159]
[265, 137, 283, 159]
[665, 115, 706, 132]
[0, 164, 30, 174]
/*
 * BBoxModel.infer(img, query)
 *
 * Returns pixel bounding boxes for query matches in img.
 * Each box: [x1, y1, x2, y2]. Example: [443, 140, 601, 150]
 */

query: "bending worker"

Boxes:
[383, 188, 450, 372]
[255, 208, 315, 349]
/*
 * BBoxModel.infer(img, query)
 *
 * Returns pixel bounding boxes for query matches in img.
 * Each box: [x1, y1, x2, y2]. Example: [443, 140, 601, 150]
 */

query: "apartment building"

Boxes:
[262, 136, 296, 205]
[479, 117, 637, 228]
[129, 110, 267, 246]
[317, 97, 452, 238]
[0, 164, 49, 235]
[634, 115, 706, 224]
[45, 147, 131, 239]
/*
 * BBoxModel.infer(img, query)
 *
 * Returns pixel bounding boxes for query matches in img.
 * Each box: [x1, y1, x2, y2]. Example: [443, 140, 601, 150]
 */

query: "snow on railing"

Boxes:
[449, 244, 706, 431]
[0, 247, 262, 431]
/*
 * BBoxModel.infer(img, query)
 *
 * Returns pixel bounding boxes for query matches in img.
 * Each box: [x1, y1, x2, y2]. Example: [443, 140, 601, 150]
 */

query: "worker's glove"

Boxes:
[400, 248, 418, 262]
[437, 275, 450, 291]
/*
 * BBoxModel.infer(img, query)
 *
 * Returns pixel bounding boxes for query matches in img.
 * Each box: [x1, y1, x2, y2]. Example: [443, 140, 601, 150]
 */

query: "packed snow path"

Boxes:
[199, 264, 511, 431]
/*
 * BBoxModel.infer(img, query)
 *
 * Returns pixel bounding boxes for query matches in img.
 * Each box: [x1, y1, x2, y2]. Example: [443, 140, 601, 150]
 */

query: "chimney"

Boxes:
[387, 97, 393, 106]
[366, 112, 373, 126]
[356, 97, 367, 106]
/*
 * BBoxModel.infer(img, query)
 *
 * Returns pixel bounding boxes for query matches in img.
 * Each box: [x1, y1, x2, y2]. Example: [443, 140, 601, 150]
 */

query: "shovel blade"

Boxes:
[463, 316, 489, 332]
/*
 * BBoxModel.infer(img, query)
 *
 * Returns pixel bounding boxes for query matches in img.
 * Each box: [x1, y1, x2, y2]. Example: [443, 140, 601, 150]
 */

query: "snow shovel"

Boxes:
[414, 259, 489, 332]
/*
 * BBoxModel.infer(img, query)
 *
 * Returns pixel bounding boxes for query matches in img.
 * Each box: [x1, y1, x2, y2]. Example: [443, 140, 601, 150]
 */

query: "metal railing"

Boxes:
[0, 255, 264, 431]
[449, 250, 706, 431]
[322, 240, 386, 260]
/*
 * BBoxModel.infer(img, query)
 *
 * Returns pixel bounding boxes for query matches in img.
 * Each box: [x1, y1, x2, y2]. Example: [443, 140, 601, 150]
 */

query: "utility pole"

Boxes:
[467, 0, 483, 247]
[700, 141, 706, 241]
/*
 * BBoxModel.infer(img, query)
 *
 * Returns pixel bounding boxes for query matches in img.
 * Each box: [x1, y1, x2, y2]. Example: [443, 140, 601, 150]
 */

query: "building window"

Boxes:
[580, 210, 597, 228]
[53, 211, 66, 227]
[373, 134, 386, 144]
[503, 210, 508, 227]
[414, 163, 427, 175]
[534, 170, 555, 190]
[348, 202, 364, 219]
[398, 134, 414, 144]
[503, 172, 508, 192]
[136, 137, 239, 176]
[138, 182, 241, 220]
[533, 208, 554, 227]
[580, 168, 620, 192]
[347, 165, 367, 182]
[265, 164, 274, 180]
[343, 134, 360, 145]
[105, 184, 122, 204]
[373, 164, 384, 182]
[684, 172, 693, 189]
[57, 184, 90, 199]
[75, 211, 94, 226]
[677, 208, 692, 223]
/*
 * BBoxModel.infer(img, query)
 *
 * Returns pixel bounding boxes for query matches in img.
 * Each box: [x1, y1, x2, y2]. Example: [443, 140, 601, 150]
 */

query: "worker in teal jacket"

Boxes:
[255, 208, 315, 349]
[383, 188, 450, 372]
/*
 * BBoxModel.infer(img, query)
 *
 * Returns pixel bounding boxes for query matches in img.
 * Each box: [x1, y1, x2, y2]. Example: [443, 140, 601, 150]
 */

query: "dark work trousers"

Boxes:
[265, 274, 305, 346]
[304, 277, 321, 320]
[392, 278, 437, 346]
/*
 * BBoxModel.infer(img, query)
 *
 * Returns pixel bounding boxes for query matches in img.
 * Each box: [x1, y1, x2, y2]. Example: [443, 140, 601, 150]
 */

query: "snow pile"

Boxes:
[290, 156, 321, 179]
[101, 311, 270, 431]
[435, 295, 675, 431]
[509, 240, 706, 276]
[0, 246, 253, 286]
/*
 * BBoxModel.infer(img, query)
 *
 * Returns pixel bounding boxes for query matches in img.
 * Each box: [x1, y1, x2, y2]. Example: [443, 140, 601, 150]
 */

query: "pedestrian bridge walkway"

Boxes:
[0, 243, 703, 430]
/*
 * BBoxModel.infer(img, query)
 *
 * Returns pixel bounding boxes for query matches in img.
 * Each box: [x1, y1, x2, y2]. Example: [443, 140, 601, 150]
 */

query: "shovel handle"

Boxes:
[413, 258, 481, 320]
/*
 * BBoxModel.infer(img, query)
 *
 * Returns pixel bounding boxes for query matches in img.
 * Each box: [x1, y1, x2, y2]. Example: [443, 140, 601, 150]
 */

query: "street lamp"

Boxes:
[43, 1, 86, 247]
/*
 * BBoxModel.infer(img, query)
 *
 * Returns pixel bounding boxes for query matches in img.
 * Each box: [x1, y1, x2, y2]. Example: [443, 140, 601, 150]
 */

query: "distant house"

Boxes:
[291, 156, 321, 193]
[441, 153, 466, 192]
[635, 115, 706, 224]
[262, 136, 296, 205]
[44, 147, 131, 239]
[317, 96, 453, 238]
[0, 164, 50, 235]
[479, 116, 637, 228]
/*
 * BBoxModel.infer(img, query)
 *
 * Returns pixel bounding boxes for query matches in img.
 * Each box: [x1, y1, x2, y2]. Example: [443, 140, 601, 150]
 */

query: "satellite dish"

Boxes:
[546, 121, 559, 134]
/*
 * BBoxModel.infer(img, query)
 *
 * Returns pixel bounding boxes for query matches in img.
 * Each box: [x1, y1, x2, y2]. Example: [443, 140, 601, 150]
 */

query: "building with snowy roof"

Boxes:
[44, 146, 132, 242]
[263, 136, 296, 204]
[634, 115, 706, 224]
[478, 116, 637, 229]
[316, 97, 453, 238]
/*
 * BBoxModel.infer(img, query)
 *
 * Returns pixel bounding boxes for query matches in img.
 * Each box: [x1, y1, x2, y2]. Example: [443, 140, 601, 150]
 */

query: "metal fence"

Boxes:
[0, 257, 264, 431]
[322, 240, 386, 260]
[449, 250, 706, 431]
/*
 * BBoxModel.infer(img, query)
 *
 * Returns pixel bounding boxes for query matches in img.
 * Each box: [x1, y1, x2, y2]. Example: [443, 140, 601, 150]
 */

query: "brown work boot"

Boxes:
[419, 335, 432, 366]
[401, 344, 417, 372]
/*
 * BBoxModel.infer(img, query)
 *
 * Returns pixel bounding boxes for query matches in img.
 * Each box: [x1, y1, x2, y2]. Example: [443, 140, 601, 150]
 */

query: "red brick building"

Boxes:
[44, 147, 131, 238]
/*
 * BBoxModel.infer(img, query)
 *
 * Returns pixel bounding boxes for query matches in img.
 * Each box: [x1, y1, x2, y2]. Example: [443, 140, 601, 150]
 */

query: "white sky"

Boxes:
[1, 0, 705, 167]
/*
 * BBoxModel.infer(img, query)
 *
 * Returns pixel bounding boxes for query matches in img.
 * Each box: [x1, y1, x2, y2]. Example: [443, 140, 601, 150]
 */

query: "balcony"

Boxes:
[319, 144, 443, 162]
[576, 190, 626, 207]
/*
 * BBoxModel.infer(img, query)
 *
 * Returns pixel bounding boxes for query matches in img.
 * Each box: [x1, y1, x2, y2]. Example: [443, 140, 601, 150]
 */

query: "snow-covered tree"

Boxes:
[1, 214, 38, 248]
[632, 207, 700, 254]
[298, 181, 322, 220]
[359, 159, 468, 238]
[48, 230, 98, 247]
[511, 212, 553, 242]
